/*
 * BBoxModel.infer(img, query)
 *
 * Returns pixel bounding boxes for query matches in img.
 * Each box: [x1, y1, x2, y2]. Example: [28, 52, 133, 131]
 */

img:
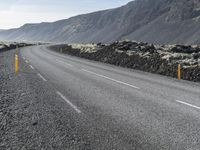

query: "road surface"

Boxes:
[20, 45, 200, 149]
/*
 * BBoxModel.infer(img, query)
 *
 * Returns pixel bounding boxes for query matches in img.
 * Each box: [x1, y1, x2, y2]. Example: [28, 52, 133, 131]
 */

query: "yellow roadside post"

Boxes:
[15, 45, 19, 73]
[15, 54, 19, 73]
[178, 64, 181, 80]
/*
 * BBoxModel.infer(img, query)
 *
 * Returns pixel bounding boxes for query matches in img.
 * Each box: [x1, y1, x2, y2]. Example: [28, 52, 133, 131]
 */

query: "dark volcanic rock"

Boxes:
[171, 45, 200, 54]
[0, 43, 33, 53]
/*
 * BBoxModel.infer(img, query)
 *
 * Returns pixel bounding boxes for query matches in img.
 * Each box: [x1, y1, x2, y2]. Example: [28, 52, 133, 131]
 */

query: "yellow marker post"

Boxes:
[178, 64, 181, 80]
[15, 54, 19, 73]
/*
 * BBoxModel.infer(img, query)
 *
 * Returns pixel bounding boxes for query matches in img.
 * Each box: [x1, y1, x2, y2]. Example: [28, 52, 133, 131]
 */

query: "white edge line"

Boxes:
[37, 73, 47, 82]
[29, 65, 34, 70]
[56, 91, 81, 114]
[176, 100, 200, 110]
[81, 69, 140, 89]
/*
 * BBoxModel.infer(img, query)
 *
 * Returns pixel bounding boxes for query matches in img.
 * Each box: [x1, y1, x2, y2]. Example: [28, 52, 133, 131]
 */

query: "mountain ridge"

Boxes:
[0, 0, 200, 44]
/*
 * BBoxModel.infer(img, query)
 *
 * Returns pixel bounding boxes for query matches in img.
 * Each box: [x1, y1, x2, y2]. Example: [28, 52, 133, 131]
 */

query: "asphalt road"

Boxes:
[21, 45, 200, 149]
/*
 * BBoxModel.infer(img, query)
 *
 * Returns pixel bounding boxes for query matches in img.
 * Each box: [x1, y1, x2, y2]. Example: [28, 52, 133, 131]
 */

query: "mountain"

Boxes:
[0, 0, 200, 44]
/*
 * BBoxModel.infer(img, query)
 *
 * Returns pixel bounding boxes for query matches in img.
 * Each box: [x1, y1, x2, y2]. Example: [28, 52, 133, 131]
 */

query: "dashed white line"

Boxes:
[176, 100, 200, 110]
[56, 91, 81, 114]
[29, 65, 34, 70]
[82, 69, 140, 89]
[37, 73, 47, 82]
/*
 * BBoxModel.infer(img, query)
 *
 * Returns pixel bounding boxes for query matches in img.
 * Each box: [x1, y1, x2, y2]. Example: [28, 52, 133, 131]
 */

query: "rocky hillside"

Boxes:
[50, 41, 200, 82]
[0, 0, 200, 44]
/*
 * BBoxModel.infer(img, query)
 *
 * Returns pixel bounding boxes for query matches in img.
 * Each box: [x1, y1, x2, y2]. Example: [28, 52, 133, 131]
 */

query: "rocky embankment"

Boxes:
[0, 42, 33, 52]
[50, 41, 200, 82]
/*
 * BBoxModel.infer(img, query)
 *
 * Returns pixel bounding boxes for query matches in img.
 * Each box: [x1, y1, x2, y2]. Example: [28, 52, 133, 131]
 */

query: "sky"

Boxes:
[0, 0, 132, 29]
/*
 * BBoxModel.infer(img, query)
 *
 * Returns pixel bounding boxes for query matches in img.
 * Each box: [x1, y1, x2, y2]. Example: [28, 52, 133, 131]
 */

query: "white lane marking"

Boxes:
[82, 69, 140, 89]
[55, 59, 73, 67]
[37, 73, 47, 82]
[56, 91, 81, 114]
[29, 65, 34, 70]
[176, 100, 200, 110]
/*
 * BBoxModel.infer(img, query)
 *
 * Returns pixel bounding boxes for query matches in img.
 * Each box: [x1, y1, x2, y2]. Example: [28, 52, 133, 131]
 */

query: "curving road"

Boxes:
[21, 45, 200, 149]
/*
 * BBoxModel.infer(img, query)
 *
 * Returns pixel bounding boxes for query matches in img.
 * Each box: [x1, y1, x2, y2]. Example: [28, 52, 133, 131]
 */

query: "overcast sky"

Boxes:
[0, 0, 132, 29]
